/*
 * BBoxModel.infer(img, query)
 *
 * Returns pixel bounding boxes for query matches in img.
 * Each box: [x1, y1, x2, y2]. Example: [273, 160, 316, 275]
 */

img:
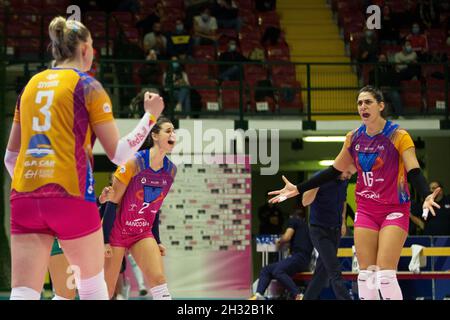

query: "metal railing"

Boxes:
[2, 58, 450, 122]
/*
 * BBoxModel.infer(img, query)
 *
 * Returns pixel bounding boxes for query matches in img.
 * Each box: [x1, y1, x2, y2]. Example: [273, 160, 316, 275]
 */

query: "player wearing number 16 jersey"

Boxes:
[4, 16, 165, 300]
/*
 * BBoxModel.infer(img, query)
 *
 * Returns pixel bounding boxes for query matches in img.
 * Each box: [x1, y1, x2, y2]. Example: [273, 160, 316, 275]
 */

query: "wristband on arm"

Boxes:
[296, 166, 342, 196]
[407, 168, 430, 199]
[102, 202, 118, 244]
[152, 211, 161, 244]
[111, 113, 157, 165]
[4, 149, 18, 178]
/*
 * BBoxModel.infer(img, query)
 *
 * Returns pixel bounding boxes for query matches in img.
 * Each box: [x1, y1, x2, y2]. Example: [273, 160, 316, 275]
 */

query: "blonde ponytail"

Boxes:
[48, 16, 90, 63]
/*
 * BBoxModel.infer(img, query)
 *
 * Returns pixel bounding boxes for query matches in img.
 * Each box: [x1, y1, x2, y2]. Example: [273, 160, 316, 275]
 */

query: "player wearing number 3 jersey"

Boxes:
[4, 16, 165, 300]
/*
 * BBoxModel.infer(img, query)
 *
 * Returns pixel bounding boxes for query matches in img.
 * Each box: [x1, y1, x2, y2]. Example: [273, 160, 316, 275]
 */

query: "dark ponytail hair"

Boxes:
[139, 115, 172, 150]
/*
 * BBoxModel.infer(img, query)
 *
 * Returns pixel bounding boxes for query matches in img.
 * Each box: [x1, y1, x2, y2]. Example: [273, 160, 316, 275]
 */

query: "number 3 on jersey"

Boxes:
[32, 90, 54, 132]
[362, 171, 374, 187]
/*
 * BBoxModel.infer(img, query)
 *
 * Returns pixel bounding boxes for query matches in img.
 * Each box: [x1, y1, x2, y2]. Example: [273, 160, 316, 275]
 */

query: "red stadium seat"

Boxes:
[274, 80, 303, 110]
[220, 81, 243, 111]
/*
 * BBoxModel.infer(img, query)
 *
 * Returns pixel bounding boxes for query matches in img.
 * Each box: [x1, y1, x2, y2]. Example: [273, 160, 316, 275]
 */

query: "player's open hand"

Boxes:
[422, 187, 441, 220]
[268, 175, 299, 204]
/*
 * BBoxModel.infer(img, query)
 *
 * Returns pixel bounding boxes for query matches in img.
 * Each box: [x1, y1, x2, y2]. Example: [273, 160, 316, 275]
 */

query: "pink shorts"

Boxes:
[11, 197, 101, 240]
[354, 203, 410, 232]
[109, 225, 154, 249]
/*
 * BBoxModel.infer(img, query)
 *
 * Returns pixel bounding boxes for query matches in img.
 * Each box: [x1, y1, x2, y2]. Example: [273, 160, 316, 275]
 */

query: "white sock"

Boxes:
[77, 270, 109, 300]
[150, 283, 171, 300]
[128, 254, 147, 291]
[377, 269, 403, 300]
[10, 286, 41, 300]
[52, 294, 71, 300]
[357, 270, 380, 300]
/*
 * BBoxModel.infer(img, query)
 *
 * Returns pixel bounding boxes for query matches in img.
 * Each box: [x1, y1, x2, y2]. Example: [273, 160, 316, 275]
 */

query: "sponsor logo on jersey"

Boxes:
[26, 134, 54, 158]
[103, 103, 111, 113]
[386, 212, 404, 220]
[125, 218, 150, 227]
[356, 190, 380, 199]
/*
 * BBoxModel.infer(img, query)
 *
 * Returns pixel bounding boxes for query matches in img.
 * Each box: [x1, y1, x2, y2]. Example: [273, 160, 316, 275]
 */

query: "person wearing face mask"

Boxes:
[143, 22, 168, 59]
[406, 23, 429, 62]
[163, 57, 191, 115]
[357, 29, 379, 63]
[218, 39, 248, 81]
[212, 0, 242, 32]
[167, 19, 193, 60]
[193, 7, 218, 45]
[394, 41, 421, 81]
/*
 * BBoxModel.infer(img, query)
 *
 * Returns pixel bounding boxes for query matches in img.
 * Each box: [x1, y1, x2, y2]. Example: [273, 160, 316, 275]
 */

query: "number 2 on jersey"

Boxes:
[138, 202, 150, 214]
[32, 90, 54, 132]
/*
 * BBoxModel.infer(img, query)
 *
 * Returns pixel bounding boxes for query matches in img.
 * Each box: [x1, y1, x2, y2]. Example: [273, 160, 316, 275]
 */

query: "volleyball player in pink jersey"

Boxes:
[3, 16, 165, 300]
[102, 116, 176, 299]
[268, 86, 441, 300]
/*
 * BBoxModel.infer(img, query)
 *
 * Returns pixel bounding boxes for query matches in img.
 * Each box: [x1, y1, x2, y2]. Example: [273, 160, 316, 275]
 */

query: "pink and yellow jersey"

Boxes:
[113, 150, 176, 237]
[345, 120, 415, 208]
[11, 68, 114, 202]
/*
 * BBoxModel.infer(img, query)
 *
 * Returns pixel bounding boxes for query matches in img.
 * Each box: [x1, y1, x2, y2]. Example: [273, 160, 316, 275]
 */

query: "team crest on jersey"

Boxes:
[26, 134, 55, 158]
[143, 185, 163, 203]
[141, 177, 147, 184]
[120, 166, 126, 173]
[357, 152, 384, 172]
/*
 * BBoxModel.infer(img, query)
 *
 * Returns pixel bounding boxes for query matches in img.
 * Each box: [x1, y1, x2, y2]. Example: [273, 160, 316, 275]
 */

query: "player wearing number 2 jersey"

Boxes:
[268, 86, 441, 301]
[102, 117, 177, 300]
[4, 16, 165, 300]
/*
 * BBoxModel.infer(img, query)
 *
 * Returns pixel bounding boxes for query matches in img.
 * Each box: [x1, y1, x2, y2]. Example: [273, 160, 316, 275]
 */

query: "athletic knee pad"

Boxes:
[10, 286, 41, 300]
[357, 270, 380, 300]
[77, 270, 109, 300]
[377, 269, 403, 300]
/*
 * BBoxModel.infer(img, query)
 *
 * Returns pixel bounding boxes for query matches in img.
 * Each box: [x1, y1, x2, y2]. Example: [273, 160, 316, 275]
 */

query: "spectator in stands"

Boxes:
[250, 209, 313, 300]
[138, 49, 162, 93]
[396, 0, 419, 30]
[411, 181, 450, 236]
[394, 41, 421, 81]
[193, 7, 219, 45]
[406, 23, 429, 62]
[357, 28, 379, 63]
[369, 54, 403, 118]
[212, 0, 242, 32]
[301, 168, 355, 300]
[136, 1, 164, 36]
[256, 0, 276, 12]
[167, 19, 193, 60]
[258, 195, 285, 235]
[163, 57, 191, 115]
[143, 22, 168, 58]
[218, 39, 248, 81]
[379, 5, 399, 45]
[418, 0, 439, 29]
[117, 0, 140, 14]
